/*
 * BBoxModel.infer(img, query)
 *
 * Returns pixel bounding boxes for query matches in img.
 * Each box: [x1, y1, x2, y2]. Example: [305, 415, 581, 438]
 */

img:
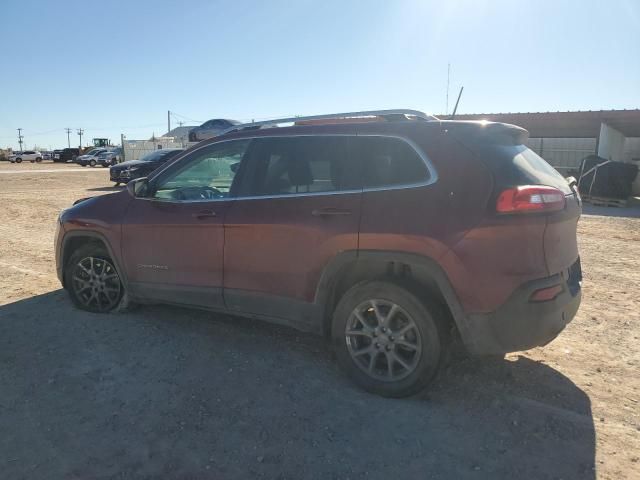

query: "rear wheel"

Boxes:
[15, 158, 22, 163]
[64, 244, 123, 313]
[89, 159, 97, 167]
[35, 157, 42, 162]
[332, 280, 444, 397]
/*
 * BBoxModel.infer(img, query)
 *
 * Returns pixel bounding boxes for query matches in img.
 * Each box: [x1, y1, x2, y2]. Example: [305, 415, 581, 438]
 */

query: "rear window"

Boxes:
[351, 136, 429, 188]
[476, 144, 571, 194]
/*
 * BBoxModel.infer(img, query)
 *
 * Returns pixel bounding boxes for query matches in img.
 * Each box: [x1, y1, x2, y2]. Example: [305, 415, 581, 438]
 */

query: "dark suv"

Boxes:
[54, 109, 582, 397]
[109, 148, 184, 186]
[58, 148, 80, 163]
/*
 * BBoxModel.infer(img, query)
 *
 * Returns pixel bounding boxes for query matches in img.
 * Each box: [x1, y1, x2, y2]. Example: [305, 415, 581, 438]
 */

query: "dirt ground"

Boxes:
[0, 162, 638, 479]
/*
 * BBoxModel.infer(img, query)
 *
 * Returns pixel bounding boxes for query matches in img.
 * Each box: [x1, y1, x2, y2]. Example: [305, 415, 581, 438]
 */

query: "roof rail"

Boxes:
[221, 109, 439, 135]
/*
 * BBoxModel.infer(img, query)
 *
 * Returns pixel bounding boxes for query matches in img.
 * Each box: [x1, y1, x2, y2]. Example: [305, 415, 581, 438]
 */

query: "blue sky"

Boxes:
[1, 0, 639, 150]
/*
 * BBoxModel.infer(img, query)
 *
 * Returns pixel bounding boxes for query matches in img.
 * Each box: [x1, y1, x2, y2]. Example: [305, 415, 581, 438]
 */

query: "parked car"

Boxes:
[97, 148, 122, 167]
[75, 148, 108, 167]
[10, 150, 42, 163]
[58, 148, 80, 163]
[55, 109, 582, 397]
[42, 152, 52, 160]
[188, 118, 240, 142]
[109, 148, 184, 185]
[52, 149, 65, 162]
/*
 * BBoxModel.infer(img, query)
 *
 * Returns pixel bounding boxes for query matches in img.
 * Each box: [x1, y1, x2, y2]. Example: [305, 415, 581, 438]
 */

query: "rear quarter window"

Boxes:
[352, 136, 430, 188]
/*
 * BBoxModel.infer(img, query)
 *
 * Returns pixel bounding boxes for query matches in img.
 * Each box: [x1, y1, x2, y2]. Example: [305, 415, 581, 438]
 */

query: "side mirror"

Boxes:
[127, 177, 150, 198]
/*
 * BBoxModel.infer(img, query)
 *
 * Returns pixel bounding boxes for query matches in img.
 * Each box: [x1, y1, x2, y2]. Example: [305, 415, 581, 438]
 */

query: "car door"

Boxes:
[121, 139, 251, 308]
[223, 135, 363, 328]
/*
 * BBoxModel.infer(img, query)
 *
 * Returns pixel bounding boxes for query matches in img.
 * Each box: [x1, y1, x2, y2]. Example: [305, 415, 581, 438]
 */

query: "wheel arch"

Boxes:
[60, 231, 127, 289]
[315, 250, 469, 342]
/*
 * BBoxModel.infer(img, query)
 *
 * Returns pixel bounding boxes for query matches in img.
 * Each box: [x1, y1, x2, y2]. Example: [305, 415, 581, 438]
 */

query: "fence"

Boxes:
[122, 138, 183, 161]
[527, 137, 597, 174]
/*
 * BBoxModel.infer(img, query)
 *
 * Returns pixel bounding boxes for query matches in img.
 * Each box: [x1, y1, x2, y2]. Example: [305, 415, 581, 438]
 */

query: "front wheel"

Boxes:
[64, 244, 123, 313]
[35, 157, 42, 162]
[15, 158, 22, 163]
[332, 281, 444, 397]
[89, 159, 97, 167]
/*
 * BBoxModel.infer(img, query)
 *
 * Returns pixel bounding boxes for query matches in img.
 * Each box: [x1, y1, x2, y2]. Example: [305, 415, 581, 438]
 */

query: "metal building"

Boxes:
[451, 110, 640, 194]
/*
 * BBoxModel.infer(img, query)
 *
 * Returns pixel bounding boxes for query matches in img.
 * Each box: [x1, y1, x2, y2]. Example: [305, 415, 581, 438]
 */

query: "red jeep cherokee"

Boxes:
[55, 110, 582, 397]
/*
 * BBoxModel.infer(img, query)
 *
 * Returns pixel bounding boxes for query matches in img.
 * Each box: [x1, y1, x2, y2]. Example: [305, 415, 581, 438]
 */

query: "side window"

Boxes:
[152, 139, 251, 201]
[353, 137, 429, 188]
[240, 136, 360, 197]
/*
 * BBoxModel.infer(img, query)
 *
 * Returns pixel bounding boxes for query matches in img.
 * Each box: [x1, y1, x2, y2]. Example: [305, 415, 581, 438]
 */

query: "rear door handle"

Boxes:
[311, 208, 352, 217]
[192, 209, 217, 219]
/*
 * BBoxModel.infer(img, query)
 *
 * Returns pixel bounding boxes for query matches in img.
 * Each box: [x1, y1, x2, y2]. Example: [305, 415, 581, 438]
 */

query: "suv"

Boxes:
[97, 148, 122, 167]
[10, 151, 42, 163]
[58, 148, 80, 163]
[188, 118, 240, 142]
[75, 148, 108, 167]
[109, 148, 184, 186]
[54, 109, 582, 397]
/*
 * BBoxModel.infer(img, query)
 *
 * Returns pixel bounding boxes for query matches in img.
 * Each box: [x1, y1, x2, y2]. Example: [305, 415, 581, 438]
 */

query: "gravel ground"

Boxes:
[0, 162, 638, 479]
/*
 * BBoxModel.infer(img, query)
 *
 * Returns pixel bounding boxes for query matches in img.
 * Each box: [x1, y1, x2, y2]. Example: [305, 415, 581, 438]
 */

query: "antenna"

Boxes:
[451, 86, 464, 119]
[446, 63, 450, 115]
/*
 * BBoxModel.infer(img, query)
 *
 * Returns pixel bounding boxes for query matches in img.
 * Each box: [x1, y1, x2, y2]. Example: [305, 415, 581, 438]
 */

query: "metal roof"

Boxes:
[445, 109, 640, 138]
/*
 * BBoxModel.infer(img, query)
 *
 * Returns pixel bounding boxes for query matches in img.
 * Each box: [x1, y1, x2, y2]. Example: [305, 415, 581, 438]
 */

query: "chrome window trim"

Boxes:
[145, 133, 438, 204]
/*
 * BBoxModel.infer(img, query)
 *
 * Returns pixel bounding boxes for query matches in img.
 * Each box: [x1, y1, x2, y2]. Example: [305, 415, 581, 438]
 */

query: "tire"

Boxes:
[89, 159, 97, 167]
[332, 280, 444, 398]
[64, 244, 124, 313]
[16, 158, 22, 163]
[35, 157, 42, 162]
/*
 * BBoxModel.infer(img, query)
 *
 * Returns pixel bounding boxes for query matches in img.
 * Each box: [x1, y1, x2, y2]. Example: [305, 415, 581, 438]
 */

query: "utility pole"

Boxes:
[77, 128, 84, 149]
[120, 134, 126, 163]
[17, 128, 24, 151]
[167, 110, 171, 134]
[65, 128, 72, 147]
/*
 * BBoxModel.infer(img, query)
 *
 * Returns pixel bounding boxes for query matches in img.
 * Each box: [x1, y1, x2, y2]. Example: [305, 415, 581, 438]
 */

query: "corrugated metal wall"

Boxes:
[527, 137, 597, 173]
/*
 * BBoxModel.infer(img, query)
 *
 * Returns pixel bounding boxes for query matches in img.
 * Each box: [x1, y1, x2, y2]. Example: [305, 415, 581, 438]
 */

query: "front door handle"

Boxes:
[311, 208, 352, 217]
[192, 209, 217, 219]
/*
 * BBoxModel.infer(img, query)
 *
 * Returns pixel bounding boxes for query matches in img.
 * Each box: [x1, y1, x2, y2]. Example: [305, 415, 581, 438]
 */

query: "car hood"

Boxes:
[111, 160, 154, 170]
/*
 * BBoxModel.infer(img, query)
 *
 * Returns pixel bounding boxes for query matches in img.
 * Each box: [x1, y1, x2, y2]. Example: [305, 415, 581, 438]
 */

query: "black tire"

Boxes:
[16, 158, 22, 163]
[35, 157, 42, 162]
[89, 159, 97, 167]
[332, 280, 444, 398]
[64, 243, 124, 313]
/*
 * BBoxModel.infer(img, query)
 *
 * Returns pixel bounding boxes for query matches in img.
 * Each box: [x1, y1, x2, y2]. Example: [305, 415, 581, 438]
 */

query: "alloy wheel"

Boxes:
[71, 256, 121, 312]
[345, 299, 422, 382]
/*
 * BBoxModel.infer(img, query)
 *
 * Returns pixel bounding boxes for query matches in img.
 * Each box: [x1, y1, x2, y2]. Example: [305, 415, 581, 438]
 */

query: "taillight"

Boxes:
[496, 186, 566, 214]
[530, 284, 563, 302]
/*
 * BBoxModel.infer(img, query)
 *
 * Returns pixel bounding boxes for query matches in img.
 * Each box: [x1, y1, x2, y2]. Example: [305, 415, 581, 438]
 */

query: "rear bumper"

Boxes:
[459, 262, 582, 355]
